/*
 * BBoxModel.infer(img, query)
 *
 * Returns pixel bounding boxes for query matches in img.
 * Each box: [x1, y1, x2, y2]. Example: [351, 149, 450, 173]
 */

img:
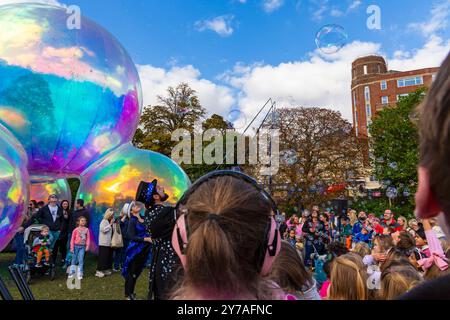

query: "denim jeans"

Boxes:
[14, 233, 25, 265]
[70, 245, 86, 276]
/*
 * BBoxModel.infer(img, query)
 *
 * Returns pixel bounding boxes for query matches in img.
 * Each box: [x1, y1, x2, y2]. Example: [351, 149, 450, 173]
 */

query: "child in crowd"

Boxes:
[363, 235, 393, 291]
[269, 241, 320, 300]
[328, 253, 368, 300]
[352, 242, 371, 258]
[379, 259, 422, 300]
[419, 219, 449, 280]
[319, 259, 332, 299]
[338, 216, 352, 249]
[33, 226, 52, 267]
[69, 217, 91, 280]
[412, 229, 430, 258]
[169, 173, 285, 300]
[295, 236, 303, 252]
[287, 228, 297, 248]
[353, 226, 372, 244]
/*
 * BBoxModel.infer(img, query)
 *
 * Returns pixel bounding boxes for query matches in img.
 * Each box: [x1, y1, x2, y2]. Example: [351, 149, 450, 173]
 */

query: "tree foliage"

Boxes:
[133, 83, 237, 181]
[262, 107, 366, 210]
[368, 89, 425, 213]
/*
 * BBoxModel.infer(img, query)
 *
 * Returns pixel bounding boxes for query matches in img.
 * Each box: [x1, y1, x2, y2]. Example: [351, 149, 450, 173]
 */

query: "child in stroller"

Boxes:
[32, 226, 52, 267]
[23, 225, 56, 282]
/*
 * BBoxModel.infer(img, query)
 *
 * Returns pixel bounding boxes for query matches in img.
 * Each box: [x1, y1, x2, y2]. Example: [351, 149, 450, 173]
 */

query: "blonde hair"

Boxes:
[352, 242, 371, 258]
[103, 208, 114, 220]
[348, 210, 358, 226]
[329, 253, 368, 300]
[397, 216, 407, 230]
[380, 261, 422, 300]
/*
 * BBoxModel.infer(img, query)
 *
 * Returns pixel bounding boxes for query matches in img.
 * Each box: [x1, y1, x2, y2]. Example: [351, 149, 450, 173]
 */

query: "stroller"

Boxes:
[22, 225, 56, 283]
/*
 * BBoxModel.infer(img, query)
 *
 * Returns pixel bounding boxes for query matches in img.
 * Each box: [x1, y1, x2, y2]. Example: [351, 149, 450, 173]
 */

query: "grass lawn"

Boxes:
[0, 253, 149, 300]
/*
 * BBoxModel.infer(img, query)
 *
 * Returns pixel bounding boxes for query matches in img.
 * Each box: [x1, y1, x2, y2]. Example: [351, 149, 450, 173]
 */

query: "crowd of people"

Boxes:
[277, 207, 449, 299]
[7, 52, 450, 300]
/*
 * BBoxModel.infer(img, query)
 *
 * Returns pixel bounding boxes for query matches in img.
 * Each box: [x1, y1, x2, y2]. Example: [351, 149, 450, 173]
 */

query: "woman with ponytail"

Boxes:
[329, 253, 369, 300]
[170, 172, 284, 300]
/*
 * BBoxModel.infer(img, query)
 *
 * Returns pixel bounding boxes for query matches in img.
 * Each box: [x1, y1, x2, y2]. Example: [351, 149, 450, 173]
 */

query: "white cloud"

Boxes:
[222, 41, 381, 123]
[263, 0, 284, 13]
[220, 35, 449, 128]
[310, 0, 361, 21]
[348, 0, 362, 11]
[0, 0, 65, 7]
[137, 64, 236, 117]
[389, 35, 450, 71]
[195, 15, 235, 37]
[330, 8, 343, 17]
[408, 0, 450, 37]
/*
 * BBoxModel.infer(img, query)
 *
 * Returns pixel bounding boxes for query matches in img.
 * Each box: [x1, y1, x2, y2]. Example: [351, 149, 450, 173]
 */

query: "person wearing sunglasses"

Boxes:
[169, 170, 284, 300]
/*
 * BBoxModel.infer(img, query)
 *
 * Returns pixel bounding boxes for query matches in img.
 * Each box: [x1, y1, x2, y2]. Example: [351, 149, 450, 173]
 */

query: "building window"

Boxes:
[397, 76, 424, 88]
[364, 65, 368, 75]
[397, 94, 409, 101]
[381, 96, 389, 104]
[432, 73, 437, 82]
[380, 81, 387, 90]
[377, 65, 381, 73]
[364, 86, 370, 101]
[366, 103, 372, 117]
[353, 91, 357, 106]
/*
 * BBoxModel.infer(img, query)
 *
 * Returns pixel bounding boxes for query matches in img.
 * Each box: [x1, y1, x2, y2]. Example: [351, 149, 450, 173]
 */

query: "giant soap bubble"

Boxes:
[30, 176, 72, 203]
[0, 124, 29, 252]
[77, 143, 190, 250]
[0, 3, 142, 176]
[315, 24, 348, 54]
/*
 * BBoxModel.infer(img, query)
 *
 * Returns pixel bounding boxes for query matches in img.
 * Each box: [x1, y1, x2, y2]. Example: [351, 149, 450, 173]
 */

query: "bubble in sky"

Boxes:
[315, 24, 348, 54]
[386, 187, 398, 199]
[281, 149, 298, 165]
[227, 109, 247, 130]
[389, 162, 398, 170]
[403, 188, 410, 197]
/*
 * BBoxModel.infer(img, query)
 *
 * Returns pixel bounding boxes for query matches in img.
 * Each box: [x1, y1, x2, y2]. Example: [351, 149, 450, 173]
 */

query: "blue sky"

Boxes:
[61, 0, 439, 77]
[2, 0, 450, 125]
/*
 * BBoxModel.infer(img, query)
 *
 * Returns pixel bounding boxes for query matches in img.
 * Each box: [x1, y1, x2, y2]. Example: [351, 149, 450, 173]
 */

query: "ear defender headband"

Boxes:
[171, 170, 281, 276]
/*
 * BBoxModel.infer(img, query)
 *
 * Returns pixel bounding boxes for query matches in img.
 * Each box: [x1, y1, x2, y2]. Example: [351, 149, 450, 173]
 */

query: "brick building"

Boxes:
[351, 55, 439, 138]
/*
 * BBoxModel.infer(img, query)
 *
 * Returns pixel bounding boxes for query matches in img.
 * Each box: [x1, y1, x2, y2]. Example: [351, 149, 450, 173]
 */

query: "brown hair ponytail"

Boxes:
[170, 176, 278, 300]
[186, 216, 238, 293]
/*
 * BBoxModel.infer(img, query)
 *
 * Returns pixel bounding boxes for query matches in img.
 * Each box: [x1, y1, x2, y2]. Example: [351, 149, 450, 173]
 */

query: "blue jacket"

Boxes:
[352, 221, 364, 235]
[353, 232, 371, 243]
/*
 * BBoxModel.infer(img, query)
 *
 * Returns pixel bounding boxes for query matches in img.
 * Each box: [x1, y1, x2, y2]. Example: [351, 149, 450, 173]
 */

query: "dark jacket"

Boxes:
[69, 208, 90, 233]
[60, 209, 71, 238]
[26, 204, 63, 232]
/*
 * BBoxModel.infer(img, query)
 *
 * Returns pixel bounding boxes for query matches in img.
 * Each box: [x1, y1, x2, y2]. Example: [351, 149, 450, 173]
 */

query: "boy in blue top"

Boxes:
[353, 225, 372, 244]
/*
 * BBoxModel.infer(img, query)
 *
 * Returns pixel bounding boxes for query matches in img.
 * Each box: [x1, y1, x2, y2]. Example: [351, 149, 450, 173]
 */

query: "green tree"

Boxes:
[368, 88, 426, 214]
[133, 83, 237, 181]
[132, 83, 207, 155]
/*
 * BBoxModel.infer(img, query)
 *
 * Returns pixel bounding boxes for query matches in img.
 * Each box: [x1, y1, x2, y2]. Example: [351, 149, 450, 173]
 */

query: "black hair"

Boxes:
[327, 241, 349, 257]
[76, 199, 84, 207]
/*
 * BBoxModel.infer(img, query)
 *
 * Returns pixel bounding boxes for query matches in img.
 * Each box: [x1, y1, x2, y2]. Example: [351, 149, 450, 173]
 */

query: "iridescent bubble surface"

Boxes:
[0, 124, 29, 251]
[315, 24, 348, 54]
[77, 143, 190, 250]
[0, 3, 142, 176]
[30, 175, 71, 203]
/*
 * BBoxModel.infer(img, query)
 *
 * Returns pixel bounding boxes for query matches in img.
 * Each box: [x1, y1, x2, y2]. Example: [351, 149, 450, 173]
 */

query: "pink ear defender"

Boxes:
[171, 170, 281, 275]
[172, 214, 188, 269]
